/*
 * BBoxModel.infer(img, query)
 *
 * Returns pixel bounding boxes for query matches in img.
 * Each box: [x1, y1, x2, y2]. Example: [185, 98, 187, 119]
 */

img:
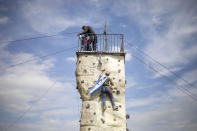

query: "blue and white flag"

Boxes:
[88, 75, 108, 95]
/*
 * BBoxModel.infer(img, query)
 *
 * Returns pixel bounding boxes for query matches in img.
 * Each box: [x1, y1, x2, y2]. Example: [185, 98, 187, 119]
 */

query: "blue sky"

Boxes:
[0, 0, 197, 131]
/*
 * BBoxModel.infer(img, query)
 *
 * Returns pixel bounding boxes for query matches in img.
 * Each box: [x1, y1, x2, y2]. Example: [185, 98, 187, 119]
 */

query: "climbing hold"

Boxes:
[88, 127, 91, 130]
[93, 112, 96, 115]
[126, 114, 130, 119]
[93, 62, 95, 65]
[79, 60, 81, 63]
[118, 59, 120, 62]
[86, 104, 90, 109]
[108, 106, 111, 108]
[113, 106, 119, 111]
[119, 105, 122, 108]
[119, 79, 122, 82]
[101, 118, 105, 123]
[85, 55, 88, 57]
[118, 69, 121, 73]
[90, 120, 93, 123]
[81, 80, 84, 83]
[114, 87, 117, 90]
[112, 91, 116, 93]
[117, 90, 120, 95]
[83, 69, 87, 73]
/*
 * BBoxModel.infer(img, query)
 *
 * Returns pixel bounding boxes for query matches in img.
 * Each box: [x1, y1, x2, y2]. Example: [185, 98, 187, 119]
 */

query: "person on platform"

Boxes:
[78, 25, 97, 51]
[79, 34, 87, 51]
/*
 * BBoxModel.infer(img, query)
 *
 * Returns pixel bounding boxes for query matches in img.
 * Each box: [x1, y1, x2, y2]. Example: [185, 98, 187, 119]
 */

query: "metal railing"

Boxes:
[77, 34, 124, 53]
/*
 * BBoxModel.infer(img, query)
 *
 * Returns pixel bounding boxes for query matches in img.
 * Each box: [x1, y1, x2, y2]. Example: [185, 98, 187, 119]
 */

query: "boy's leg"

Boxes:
[93, 41, 96, 51]
[106, 87, 118, 111]
[80, 41, 83, 51]
[93, 35, 97, 51]
[106, 87, 115, 107]
[87, 40, 92, 51]
[89, 36, 94, 51]
[81, 40, 85, 51]
[101, 87, 107, 109]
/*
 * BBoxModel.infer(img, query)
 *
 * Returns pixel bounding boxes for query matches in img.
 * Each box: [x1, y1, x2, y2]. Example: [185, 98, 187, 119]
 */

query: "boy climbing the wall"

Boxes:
[101, 71, 118, 112]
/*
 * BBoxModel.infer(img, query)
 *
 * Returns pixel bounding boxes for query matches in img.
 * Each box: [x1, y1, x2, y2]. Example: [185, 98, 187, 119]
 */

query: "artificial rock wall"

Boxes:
[76, 52, 126, 131]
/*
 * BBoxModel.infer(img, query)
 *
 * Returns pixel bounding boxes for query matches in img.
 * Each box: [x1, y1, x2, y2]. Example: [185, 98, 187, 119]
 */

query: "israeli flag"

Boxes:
[88, 75, 108, 95]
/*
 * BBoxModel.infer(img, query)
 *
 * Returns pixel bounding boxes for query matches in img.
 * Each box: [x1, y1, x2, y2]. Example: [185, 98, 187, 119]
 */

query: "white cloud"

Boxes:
[111, 0, 197, 79]
[141, 1, 197, 68]
[126, 85, 197, 131]
[125, 50, 132, 61]
[175, 69, 197, 92]
[0, 47, 80, 130]
[0, 55, 54, 112]
[66, 57, 76, 63]
[1, 119, 79, 131]
[181, 69, 197, 85]
[144, 26, 197, 67]
[127, 98, 197, 131]
[0, 16, 8, 24]
[127, 97, 158, 108]
[21, 0, 105, 34]
[127, 89, 173, 108]
[120, 23, 127, 28]
[110, 0, 197, 66]
[151, 64, 182, 78]
[152, 15, 161, 25]
[126, 76, 137, 89]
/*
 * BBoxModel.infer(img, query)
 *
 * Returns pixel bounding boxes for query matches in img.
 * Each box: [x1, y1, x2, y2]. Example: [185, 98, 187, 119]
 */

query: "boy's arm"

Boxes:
[110, 78, 114, 86]
[99, 69, 105, 77]
[78, 28, 88, 35]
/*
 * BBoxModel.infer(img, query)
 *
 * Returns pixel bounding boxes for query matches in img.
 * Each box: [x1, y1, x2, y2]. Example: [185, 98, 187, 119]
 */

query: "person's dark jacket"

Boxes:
[80, 26, 97, 44]
[79, 26, 97, 51]
[79, 26, 96, 36]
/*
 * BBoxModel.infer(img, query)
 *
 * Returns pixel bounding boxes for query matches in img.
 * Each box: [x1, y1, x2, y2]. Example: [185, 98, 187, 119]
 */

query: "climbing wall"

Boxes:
[76, 53, 126, 131]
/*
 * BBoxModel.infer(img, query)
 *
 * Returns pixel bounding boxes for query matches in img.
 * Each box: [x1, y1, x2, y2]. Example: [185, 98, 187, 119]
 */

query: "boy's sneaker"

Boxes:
[113, 106, 118, 111]
[102, 106, 107, 112]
